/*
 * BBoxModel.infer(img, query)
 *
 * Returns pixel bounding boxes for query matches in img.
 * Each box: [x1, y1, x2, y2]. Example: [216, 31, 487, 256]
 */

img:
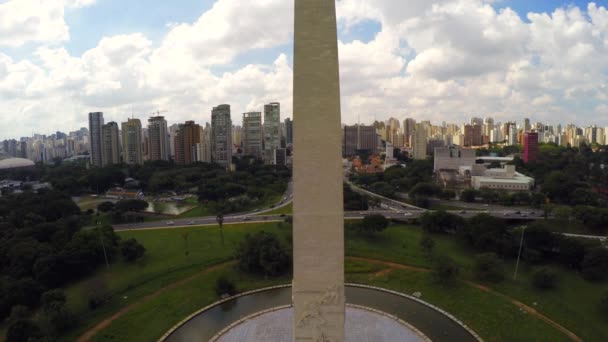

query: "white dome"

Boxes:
[0, 158, 35, 170]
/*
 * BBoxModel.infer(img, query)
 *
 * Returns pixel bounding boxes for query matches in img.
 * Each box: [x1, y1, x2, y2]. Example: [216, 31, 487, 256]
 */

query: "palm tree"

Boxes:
[216, 213, 225, 246]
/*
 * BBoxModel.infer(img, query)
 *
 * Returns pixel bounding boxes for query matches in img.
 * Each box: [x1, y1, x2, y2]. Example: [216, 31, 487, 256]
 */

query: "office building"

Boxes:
[403, 118, 416, 146]
[148, 116, 169, 161]
[524, 132, 539, 163]
[264, 102, 281, 164]
[121, 119, 143, 165]
[88, 112, 104, 167]
[211, 104, 232, 167]
[102, 122, 120, 165]
[285, 118, 293, 146]
[243, 112, 263, 158]
[343, 125, 378, 157]
[174, 121, 201, 165]
[412, 123, 428, 160]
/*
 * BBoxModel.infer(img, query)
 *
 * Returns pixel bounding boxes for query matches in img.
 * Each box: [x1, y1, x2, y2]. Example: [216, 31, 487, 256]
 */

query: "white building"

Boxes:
[471, 165, 535, 191]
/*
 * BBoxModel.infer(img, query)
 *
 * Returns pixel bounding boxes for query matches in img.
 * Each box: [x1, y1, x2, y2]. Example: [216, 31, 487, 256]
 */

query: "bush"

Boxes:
[419, 235, 435, 254]
[235, 231, 290, 277]
[432, 256, 460, 285]
[215, 276, 237, 297]
[582, 248, 608, 281]
[474, 253, 505, 283]
[6, 319, 43, 342]
[97, 201, 115, 213]
[532, 267, 558, 290]
[461, 188, 478, 202]
[120, 238, 146, 262]
[600, 291, 608, 316]
[420, 211, 465, 234]
[359, 214, 389, 234]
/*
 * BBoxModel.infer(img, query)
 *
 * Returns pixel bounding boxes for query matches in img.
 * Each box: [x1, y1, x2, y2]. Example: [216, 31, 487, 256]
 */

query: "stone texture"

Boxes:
[292, 0, 345, 341]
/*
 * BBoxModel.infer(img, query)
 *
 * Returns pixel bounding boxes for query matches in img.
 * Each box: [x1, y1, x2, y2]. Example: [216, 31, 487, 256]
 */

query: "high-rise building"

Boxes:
[102, 122, 120, 165]
[243, 112, 263, 158]
[521, 118, 531, 132]
[343, 125, 378, 157]
[232, 125, 243, 148]
[524, 132, 539, 163]
[470, 117, 484, 127]
[403, 118, 416, 147]
[174, 121, 201, 165]
[211, 104, 232, 167]
[121, 119, 143, 165]
[463, 124, 482, 147]
[412, 123, 428, 160]
[264, 102, 281, 164]
[88, 112, 104, 167]
[148, 116, 169, 161]
[285, 118, 293, 146]
[196, 123, 212, 163]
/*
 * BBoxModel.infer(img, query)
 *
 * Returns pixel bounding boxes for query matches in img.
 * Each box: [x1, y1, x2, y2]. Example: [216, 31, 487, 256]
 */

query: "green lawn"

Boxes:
[63, 222, 289, 341]
[346, 225, 608, 341]
[50, 222, 607, 342]
[257, 202, 293, 216]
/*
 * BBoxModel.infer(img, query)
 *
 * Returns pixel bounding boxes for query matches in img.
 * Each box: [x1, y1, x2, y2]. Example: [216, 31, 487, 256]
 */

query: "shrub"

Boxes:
[235, 231, 290, 276]
[215, 276, 237, 297]
[600, 291, 608, 316]
[359, 214, 389, 234]
[582, 248, 608, 281]
[120, 238, 146, 262]
[419, 236, 435, 254]
[97, 201, 115, 213]
[532, 267, 558, 290]
[474, 253, 505, 283]
[432, 256, 460, 285]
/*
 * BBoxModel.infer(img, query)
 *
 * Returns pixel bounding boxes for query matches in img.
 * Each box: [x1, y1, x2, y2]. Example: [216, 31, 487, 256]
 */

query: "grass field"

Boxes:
[51, 222, 608, 341]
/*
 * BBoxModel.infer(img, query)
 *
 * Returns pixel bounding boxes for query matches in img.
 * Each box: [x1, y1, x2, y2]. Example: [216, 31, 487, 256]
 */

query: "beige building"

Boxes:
[102, 122, 120, 165]
[412, 123, 428, 160]
[471, 165, 535, 191]
[121, 119, 143, 165]
[242, 112, 263, 158]
[434, 146, 476, 172]
[211, 104, 232, 167]
[264, 102, 281, 164]
[148, 116, 169, 161]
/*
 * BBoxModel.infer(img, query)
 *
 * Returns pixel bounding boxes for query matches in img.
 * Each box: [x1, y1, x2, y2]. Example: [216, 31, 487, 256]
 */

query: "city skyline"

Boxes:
[2, 1, 608, 139]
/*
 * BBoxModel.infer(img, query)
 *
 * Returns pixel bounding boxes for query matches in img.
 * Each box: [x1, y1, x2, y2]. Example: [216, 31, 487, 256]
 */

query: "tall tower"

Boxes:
[121, 119, 143, 165]
[211, 104, 232, 168]
[148, 116, 169, 161]
[243, 112, 263, 159]
[174, 121, 200, 165]
[102, 122, 120, 165]
[293, 1, 345, 341]
[264, 102, 281, 164]
[88, 112, 104, 167]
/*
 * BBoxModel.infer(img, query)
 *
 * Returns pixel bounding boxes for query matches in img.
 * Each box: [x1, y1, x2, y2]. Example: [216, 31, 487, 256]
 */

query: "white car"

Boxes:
[166, 221, 175, 225]
[403, 213, 412, 217]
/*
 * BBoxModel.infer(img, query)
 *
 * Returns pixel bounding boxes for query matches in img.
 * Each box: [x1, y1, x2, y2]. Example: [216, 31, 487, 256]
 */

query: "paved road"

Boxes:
[114, 208, 545, 231]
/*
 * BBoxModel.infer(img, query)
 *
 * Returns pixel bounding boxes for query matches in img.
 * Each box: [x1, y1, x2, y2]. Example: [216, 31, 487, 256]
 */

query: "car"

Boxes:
[459, 210, 466, 214]
[187, 221, 195, 225]
[243, 217, 251, 221]
[280, 214, 286, 217]
[515, 211, 521, 214]
[530, 211, 536, 215]
[270, 205, 275, 208]
[403, 213, 412, 217]
[166, 221, 175, 225]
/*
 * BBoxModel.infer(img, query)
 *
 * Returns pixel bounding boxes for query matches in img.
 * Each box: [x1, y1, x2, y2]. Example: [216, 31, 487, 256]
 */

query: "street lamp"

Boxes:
[513, 225, 527, 281]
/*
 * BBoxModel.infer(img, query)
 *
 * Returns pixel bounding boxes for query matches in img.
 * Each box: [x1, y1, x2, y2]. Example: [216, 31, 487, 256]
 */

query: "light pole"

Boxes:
[97, 221, 110, 269]
[513, 225, 527, 281]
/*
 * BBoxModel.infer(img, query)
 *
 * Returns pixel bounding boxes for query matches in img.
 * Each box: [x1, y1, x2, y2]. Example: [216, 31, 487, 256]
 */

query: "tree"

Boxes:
[582, 248, 608, 281]
[432, 256, 460, 285]
[41, 290, 66, 311]
[474, 253, 505, 283]
[97, 201, 115, 213]
[420, 211, 465, 234]
[532, 267, 558, 290]
[600, 291, 608, 316]
[216, 213, 225, 246]
[120, 238, 146, 262]
[460, 188, 478, 203]
[359, 214, 389, 234]
[114, 199, 149, 213]
[370, 182, 395, 198]
[181, 232, 190, 256]
[419, 235, 435, 254]
[215, 276, 237, 297]
[6, 319, 43, 342]
[463, 214, 511, 255]
[235, 231, 290, 277]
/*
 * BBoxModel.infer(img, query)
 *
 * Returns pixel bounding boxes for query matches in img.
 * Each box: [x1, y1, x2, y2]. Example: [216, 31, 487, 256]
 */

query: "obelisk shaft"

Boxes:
[293, 0, 345, 341]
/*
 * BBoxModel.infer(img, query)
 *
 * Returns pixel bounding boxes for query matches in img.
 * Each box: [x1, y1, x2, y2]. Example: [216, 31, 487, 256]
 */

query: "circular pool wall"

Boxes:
[161, 284, 481, 342]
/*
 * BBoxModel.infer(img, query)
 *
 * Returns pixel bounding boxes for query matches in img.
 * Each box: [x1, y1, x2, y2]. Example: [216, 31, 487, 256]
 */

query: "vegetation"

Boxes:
[214, 276, 237, 297]
[432, 256, 460, 285]
[349, 160, 434, 195]
[420, 210, 466, 234]
[120, 238, 146, 262]
[473, 253, 505, 283]
[532, 267, 558, 290]
[235, 231, 291, 277]
[357, 214, 389, 235]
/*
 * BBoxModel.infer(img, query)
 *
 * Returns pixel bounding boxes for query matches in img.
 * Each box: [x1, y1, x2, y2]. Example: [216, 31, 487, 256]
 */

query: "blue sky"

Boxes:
[1, 0, 608, 139]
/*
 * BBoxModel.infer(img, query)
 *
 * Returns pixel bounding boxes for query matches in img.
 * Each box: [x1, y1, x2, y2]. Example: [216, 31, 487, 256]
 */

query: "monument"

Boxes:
[292, 0, 345, 341]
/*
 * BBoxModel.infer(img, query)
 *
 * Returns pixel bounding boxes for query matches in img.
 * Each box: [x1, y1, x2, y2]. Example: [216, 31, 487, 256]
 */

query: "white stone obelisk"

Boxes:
[293, 0, 345, 341]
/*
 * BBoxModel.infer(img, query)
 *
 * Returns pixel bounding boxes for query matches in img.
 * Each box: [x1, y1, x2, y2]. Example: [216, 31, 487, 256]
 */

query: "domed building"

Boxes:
[0, 157, 35, 170]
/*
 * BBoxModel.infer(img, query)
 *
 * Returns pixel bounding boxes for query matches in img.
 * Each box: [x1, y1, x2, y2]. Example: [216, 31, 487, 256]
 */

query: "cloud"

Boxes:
[1, 0, 608, 139]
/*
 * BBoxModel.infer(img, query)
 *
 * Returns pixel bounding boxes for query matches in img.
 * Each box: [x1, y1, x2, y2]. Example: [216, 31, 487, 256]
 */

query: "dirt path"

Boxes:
[77, 261, 236, 342]
[346, 256, 582, 342]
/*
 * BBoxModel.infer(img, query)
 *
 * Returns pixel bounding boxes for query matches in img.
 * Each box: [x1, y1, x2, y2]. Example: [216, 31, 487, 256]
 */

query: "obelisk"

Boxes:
[292, 0, 345, 341]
